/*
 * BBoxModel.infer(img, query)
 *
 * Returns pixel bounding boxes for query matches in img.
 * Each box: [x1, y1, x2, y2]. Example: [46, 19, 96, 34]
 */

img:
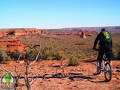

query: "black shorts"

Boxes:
[97, 50, 113, 61]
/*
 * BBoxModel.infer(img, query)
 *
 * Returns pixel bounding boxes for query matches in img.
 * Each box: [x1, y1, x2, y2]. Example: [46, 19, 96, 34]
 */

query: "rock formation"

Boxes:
[52, 30, 98, 37]
[81, 32, 86, 38]
[0, 40, 27, 52]
[0, 28, 43, 37]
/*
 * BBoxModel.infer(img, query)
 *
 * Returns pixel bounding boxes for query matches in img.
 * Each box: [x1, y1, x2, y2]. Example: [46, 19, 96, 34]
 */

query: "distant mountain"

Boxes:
[61, 26, 120, 32]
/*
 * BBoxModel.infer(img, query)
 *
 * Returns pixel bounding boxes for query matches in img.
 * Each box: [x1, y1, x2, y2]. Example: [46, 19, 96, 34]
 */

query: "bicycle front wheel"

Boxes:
[104, 62, 112, 81]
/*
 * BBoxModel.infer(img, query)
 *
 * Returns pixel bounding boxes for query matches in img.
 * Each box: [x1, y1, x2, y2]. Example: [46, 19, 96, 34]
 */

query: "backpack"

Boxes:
[102, 31, 111, 43]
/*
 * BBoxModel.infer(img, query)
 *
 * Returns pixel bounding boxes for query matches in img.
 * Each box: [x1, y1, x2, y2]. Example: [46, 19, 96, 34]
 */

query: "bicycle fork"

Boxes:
[97, 59, 107, 73]
[102, 59, 107, 73]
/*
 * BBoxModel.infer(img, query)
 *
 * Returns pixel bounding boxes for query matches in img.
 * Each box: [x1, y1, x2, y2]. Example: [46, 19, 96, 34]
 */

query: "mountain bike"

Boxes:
[95, 49, 112, 81]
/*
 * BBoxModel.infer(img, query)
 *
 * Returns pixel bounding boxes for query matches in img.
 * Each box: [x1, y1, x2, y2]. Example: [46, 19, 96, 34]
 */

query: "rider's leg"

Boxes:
[97, 51, 104, 73]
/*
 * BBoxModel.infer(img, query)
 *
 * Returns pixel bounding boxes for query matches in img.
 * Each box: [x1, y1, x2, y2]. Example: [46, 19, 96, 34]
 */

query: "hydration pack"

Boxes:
[102, 31, 111, 43]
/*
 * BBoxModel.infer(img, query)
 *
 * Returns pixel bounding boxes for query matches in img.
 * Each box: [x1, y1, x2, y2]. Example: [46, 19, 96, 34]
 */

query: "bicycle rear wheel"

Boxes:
[104, 62, 112, 81]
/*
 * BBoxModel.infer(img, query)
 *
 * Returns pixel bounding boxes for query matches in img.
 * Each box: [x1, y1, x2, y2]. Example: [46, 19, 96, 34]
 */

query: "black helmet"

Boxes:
[101, 28, 106, 32]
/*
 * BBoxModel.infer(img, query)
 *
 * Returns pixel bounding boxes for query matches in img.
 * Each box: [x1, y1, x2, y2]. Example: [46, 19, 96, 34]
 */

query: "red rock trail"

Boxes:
[0, 60, 120, 90]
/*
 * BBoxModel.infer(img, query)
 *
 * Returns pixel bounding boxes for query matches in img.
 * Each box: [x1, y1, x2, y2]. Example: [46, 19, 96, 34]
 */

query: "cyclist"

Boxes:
[93, 28, 113, 75]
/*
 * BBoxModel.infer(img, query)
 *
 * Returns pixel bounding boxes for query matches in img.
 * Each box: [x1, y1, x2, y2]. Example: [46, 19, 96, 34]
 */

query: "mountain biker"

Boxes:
[93, 28, 113, 75]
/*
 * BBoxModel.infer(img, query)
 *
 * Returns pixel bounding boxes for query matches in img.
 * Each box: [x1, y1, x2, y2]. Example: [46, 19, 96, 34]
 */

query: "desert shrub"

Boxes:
[0, 48, 11, 63]
[25, 45, 63, 61]
[68, 56, 79, 66]
[117, 52, 120, 59]
[7, 50, 21, 60]
[25, 47, 40, 61]
[117, 46, 120, 59]
[112, 42, 119, 58]
[40, 46, 63, 60]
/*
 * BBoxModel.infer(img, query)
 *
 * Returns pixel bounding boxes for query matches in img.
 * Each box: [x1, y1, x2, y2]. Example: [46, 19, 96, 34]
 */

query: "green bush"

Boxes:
[68, 56, 79, 66]
[0, 48, 11, 63]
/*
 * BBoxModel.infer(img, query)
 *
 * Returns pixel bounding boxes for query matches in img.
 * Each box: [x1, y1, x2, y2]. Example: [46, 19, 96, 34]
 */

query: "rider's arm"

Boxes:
[93, 33, 100, 49]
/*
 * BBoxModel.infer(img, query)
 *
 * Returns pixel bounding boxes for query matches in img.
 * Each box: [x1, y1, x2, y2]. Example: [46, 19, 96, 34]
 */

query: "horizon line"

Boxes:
[0, 25, 120, 30]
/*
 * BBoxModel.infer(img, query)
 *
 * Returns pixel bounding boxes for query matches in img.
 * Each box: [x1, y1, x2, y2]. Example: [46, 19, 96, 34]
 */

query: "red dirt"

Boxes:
[0, 60, 120, 90]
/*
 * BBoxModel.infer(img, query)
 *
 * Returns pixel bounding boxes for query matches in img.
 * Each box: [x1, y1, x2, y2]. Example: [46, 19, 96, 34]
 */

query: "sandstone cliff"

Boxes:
[0, 28, 43, 37]
[0, 40, 27, 52]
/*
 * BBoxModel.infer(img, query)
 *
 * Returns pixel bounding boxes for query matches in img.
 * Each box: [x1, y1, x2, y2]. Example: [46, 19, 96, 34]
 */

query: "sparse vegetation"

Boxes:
[19, 31, 120, 60]
[68, 56, 79, 66]
[112, 33, 120, 59]
[0, 48, 11, 63]
[40, 46, 63, 60]
[117, 45, 120, 59]
[7, 50, 21, 60]
[0, 31, 120, 63]
[25, 47, 40, 61]
[25, 45, 63, 60]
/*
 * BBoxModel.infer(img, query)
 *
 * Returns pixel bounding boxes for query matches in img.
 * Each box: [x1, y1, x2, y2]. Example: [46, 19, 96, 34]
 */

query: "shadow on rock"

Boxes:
[89, 80, 111, 83]
[68, 73, 94, 81]
[82, 59, 96, 63]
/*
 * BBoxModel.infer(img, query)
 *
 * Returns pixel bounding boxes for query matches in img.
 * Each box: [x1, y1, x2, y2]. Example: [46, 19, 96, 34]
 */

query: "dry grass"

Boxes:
[19, 31, 120, 60]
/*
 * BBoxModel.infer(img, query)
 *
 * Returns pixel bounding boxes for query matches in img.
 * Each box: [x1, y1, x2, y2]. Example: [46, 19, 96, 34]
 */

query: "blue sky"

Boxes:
[0, 0, 120, 29]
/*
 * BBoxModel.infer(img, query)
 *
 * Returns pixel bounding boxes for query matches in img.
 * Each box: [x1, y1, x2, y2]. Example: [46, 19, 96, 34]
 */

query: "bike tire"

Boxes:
[104, 62, 112, 81]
